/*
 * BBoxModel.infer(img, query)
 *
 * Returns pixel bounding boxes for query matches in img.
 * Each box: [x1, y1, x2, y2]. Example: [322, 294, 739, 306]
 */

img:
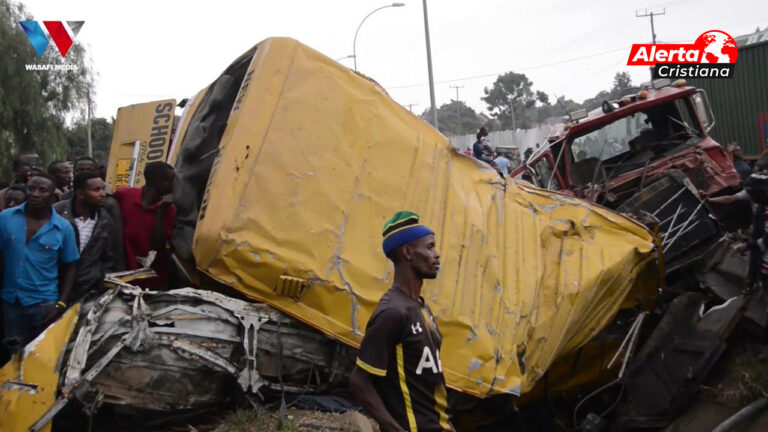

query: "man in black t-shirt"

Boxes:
[349, 211, 454, 432]
[471, 127, 489, 161]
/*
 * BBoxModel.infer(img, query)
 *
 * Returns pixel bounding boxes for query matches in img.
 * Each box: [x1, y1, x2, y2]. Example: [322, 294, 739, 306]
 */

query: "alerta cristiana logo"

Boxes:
[627, 30, 738, 79]
[19, 20, 84, 70]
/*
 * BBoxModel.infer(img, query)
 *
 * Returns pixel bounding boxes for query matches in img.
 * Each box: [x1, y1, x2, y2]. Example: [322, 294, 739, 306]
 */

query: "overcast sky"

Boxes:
[19, 0, 768, 120]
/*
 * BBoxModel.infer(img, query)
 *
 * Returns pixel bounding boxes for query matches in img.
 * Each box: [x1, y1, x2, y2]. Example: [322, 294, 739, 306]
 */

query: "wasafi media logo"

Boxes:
[19, 21, 84, 58]
[627, 30, 738, 79]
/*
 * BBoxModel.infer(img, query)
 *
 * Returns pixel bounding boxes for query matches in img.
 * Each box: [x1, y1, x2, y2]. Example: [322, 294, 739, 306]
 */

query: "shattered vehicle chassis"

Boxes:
[27, 278, 356, 431]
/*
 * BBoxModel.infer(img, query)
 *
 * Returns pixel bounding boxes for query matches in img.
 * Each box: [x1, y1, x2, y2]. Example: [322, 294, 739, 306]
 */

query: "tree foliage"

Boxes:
[420, 100, 485, 137]
[482, 72, 541, 130]
[0, 0, 95, 181]
[477, 70, 639, 131]
[64, 117, 114, 164]
[581, 71, 636, 112]
[612, 71, 633, 91]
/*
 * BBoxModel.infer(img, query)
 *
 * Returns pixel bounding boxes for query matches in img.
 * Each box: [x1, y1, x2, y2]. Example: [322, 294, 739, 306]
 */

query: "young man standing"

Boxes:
[61, 157, 98, 201]
[73, 156, 97, 177]
[48, 160, 73, 199]
[113, 162, 177, 289]
[54, 172, 123, 301]
[349, 211, 453, 432]
[0, 153, 40, 211]
[0, 175, 79, 352]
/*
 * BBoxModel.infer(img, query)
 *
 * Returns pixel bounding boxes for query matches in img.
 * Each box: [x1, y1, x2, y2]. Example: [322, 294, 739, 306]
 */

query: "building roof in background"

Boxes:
[735, 27, 768, 48]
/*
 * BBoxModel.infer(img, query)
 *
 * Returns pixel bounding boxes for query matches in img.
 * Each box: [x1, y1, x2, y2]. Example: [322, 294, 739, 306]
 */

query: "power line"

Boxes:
[384, 9, 768, 93]
[636, 8, 666, 45]
[448, 84, 463, 119]
[386, 47, 627, 90]
[636, 8, 666, 79]
[448, 84, 463, 102]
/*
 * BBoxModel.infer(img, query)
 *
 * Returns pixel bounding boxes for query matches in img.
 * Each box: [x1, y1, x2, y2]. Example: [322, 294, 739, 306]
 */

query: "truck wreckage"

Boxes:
[1, 38, 761, 431]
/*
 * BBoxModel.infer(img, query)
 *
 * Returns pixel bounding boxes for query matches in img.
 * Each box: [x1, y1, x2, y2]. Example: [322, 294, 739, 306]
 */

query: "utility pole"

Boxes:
[510, 101, 515, 131]
[449, 84, 463, 119]
[510, 95, 519, 131]
[449, 84, 463, 102]
[86, 89, 92, 158]
[636, 8, 666, 78]
[405, 103, 419, 113]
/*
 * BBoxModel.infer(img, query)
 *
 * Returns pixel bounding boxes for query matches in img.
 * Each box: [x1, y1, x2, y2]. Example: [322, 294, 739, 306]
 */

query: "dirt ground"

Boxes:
[664, 341, 768, 432]
[51, 340, 768, 431]
[209, 342, 768, 432]
[212, 407, 378, 432]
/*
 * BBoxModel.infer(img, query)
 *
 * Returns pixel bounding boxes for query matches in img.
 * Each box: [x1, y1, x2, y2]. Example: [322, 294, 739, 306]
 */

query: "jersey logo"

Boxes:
[411, 322, 423, 334]
[415, 347, 443, 375]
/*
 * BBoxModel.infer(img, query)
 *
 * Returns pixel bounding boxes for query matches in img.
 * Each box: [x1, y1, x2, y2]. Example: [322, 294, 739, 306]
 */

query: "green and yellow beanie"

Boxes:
[382, 211, 434, 255]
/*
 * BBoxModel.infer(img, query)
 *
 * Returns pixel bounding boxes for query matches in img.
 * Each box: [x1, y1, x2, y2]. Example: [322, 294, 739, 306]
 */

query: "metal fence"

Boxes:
[686, 29, 768, 157]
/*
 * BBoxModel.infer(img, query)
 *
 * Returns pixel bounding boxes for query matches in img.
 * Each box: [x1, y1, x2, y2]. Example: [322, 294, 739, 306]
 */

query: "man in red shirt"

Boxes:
[113, 162, 177, 288]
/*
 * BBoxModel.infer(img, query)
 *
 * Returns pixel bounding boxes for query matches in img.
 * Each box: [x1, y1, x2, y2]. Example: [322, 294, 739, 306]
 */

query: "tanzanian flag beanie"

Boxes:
[382, 211, 434, 255]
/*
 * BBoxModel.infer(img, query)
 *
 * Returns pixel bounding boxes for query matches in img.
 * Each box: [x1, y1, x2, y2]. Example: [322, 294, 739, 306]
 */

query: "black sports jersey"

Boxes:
[357, 287, 452, 432]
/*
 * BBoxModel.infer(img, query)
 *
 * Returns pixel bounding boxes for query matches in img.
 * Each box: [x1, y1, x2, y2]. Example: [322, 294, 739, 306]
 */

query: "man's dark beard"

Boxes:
[415, 267, 438, 280]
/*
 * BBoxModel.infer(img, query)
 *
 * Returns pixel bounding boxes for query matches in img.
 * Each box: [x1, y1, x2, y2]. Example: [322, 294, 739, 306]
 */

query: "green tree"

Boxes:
[536, 90, 549, 105]
[482, 72, 537, 130]
[612, 71, 633, 91]
[64, 117, 114, 164]
[582, 90, 612, 112]
[581, 72, 636, 112]
[0, 0, 95, 181]
[420, 100, 484, 136]
[558, 98, 584, 113]
[531, 96, 585, 124]
[478, 113, 501, 133]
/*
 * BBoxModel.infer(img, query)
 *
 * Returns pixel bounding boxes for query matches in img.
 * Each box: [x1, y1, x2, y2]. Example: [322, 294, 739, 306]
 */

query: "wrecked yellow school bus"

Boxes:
[2, 37, 667, 431]
[104, 99, 176, 190]
[171, 37, 658, 396]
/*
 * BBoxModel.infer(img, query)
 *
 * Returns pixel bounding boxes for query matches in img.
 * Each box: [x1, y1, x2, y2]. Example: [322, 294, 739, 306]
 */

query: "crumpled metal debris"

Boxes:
[1, 278, 355, 431]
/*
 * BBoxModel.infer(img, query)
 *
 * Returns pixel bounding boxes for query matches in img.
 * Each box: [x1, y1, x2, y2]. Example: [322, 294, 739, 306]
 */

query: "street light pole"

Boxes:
[353, 3, 405, 71]
[422, 0, 438, 129]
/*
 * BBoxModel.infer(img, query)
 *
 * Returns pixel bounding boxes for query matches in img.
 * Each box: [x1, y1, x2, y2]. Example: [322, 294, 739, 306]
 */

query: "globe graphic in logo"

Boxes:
[694, 30, 738, 63]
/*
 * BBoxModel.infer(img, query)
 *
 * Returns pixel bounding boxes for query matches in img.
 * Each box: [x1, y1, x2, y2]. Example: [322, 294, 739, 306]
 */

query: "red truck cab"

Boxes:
[512, 79, 740, 209]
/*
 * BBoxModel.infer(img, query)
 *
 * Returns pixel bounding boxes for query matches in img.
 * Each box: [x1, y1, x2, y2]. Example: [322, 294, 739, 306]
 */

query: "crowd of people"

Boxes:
[0, 152, 178, 364]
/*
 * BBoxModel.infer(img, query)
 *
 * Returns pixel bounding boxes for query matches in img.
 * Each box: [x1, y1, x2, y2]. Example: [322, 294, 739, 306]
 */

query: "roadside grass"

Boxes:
[213, 406, 377, 432]
[213, 406, 297, 432]
[699, 344, 768, 406]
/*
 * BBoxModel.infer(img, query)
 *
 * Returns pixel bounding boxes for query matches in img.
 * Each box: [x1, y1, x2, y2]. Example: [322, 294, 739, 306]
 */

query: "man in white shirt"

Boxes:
[54, 172, 124, 301]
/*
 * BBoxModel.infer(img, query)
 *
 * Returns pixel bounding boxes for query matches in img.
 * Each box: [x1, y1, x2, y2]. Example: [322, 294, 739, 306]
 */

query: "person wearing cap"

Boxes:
[349, 211, 453, 432]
